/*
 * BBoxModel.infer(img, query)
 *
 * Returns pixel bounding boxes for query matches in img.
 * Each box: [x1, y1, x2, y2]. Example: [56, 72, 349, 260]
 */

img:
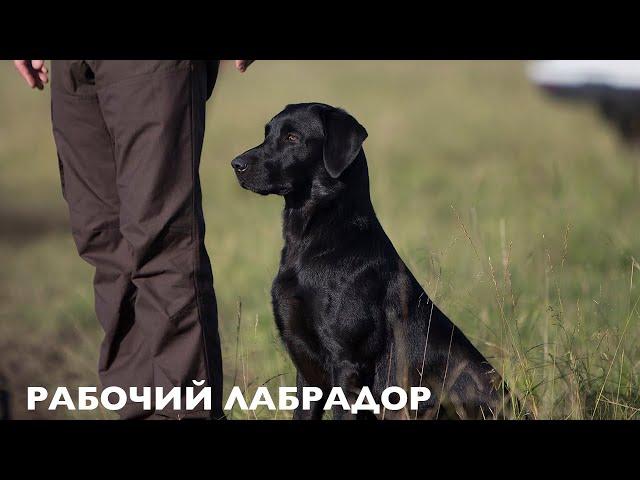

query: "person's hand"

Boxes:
[13, 60, 49, 90]
[235, 60, 254, 73]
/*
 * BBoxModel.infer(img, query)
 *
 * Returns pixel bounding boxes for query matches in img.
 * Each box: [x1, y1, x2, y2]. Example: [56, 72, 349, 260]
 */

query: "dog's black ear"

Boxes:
[322, 108, 368, 178]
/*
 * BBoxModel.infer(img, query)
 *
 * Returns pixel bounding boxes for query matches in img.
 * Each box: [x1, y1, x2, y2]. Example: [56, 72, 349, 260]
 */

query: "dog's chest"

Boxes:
[271, 262, 316, 334]
[271, 244, 343, 346]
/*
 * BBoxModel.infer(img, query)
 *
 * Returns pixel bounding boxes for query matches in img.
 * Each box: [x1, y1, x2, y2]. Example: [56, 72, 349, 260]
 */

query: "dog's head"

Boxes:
[231, 103, 368, 197]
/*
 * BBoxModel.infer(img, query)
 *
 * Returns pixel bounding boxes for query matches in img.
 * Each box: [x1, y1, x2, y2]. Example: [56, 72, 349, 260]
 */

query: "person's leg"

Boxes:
[50, 60, 154, 419]
[90, 60, 224, 419]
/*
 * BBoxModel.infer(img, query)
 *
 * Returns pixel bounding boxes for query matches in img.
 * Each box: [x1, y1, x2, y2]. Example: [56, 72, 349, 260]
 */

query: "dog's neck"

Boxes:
[282, 151, 375, 244]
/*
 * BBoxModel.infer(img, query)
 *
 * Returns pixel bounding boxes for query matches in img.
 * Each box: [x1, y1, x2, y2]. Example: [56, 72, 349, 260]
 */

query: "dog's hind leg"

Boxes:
[442, 363, 512, 419]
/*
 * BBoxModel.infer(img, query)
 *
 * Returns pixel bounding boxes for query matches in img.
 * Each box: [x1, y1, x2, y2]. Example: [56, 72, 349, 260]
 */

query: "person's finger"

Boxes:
[31, 60, 45, 71]
[13, 60, 36, 88]
[37, 70, 49, 84]
[33, 74, 44, 90]
[235, 60, 254, 72]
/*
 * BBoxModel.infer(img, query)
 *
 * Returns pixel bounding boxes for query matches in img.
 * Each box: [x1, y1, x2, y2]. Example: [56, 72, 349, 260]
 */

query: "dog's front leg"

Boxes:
[292, 371, 326, 420]
[330, 361, 371, 420]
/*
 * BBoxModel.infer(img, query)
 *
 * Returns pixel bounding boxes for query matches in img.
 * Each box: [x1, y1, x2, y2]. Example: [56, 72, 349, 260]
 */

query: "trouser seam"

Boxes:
[188, 64, 214, 395]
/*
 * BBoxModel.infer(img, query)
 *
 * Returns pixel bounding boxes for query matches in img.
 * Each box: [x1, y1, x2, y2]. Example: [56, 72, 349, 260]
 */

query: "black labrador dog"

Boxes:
[232, 103, 511, 420]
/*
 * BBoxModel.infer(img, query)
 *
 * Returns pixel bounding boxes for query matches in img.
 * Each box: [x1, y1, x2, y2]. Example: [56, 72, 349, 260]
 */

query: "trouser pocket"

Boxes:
[57, 153, 66, 200]
[205, 60, 219, 100]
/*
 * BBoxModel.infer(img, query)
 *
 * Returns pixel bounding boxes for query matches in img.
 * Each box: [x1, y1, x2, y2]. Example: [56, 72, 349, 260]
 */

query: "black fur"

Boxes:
[232, 103, 511, 420]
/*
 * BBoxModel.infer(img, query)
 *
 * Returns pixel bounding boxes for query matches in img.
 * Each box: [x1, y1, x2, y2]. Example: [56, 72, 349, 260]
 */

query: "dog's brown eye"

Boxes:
[287, 133, 299, 143]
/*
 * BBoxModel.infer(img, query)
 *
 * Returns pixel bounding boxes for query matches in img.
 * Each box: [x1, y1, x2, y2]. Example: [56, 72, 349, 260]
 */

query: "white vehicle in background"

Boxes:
[529, 60, 640, 141]
[528, 60, 640, 187]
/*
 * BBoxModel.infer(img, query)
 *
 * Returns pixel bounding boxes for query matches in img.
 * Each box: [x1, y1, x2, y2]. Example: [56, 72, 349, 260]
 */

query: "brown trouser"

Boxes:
[50, 60, 223, 419]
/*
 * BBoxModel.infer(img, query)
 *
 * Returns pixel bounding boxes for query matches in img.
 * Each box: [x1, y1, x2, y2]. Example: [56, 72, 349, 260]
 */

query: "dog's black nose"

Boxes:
[231, 157, 248, 173]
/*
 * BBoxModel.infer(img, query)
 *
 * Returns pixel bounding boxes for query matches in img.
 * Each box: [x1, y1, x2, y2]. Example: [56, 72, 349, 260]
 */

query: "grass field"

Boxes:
[0, 61, 638, 419]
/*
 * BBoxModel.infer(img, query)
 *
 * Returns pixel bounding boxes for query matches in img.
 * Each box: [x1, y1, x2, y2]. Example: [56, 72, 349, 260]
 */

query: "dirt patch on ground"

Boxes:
[0, 207, 69, 246]
[0, 324, 103, 419]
